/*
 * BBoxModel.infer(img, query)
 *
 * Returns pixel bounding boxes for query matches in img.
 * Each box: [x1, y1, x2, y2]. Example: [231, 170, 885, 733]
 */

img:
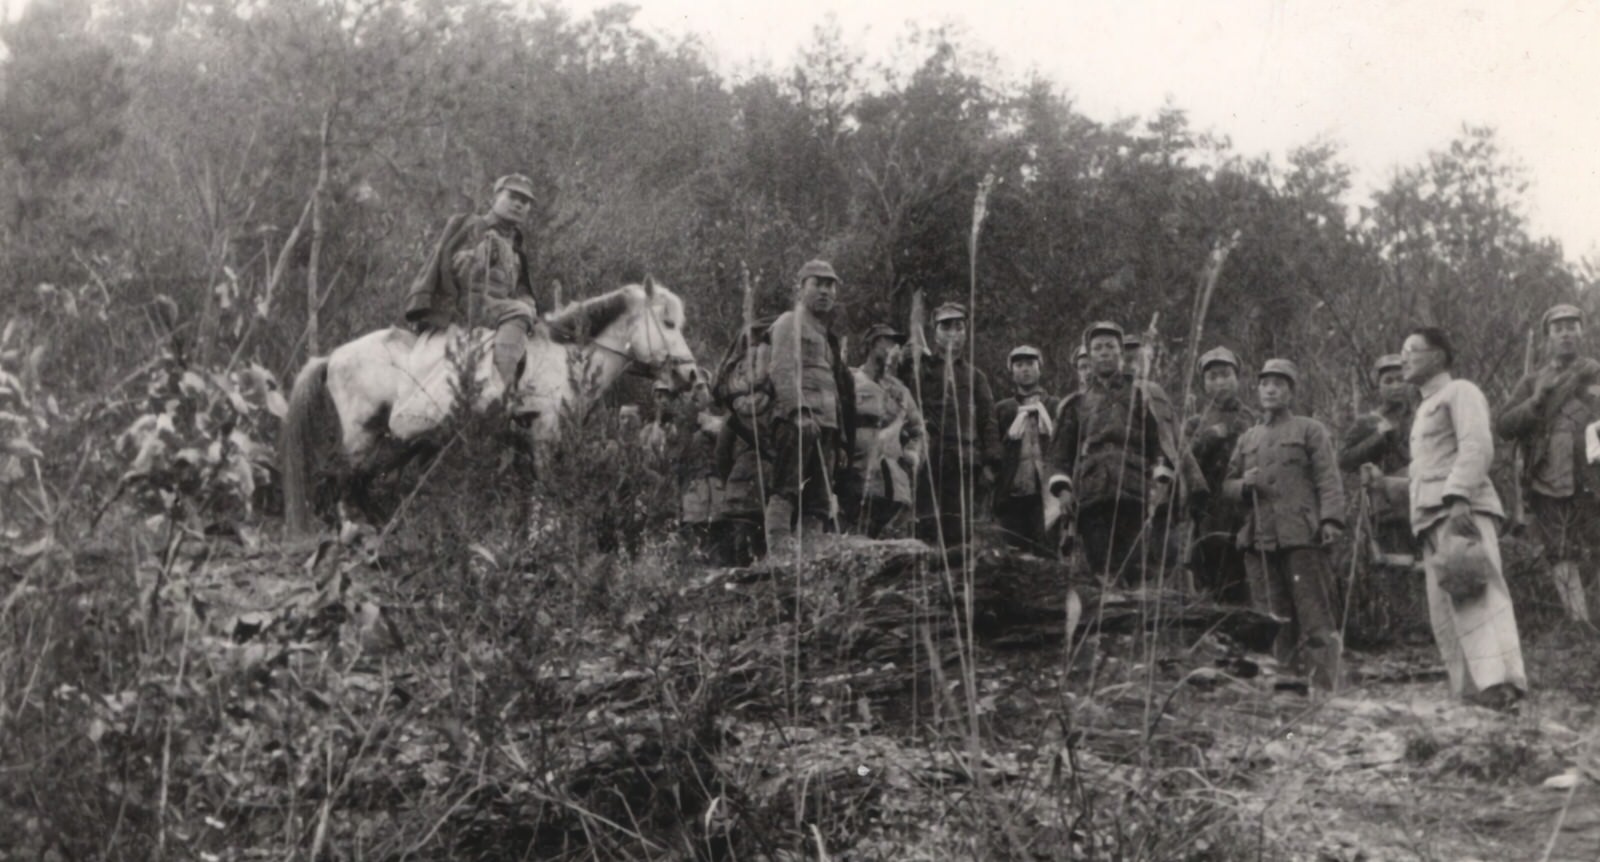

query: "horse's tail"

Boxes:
[281, 356, 332, 537]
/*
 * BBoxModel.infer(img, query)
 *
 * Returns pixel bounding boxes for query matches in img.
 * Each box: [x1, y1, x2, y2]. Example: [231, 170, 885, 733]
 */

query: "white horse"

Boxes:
[280, 279, 699, 535]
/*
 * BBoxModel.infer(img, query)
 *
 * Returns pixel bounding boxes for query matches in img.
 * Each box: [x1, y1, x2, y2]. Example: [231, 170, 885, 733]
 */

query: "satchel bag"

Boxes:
[1435, 516, 1493, 602]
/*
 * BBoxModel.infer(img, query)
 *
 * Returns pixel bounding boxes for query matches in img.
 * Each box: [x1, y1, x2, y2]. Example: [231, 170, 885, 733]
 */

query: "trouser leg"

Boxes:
[491, 318, 529, 393]
[1245, 550, 1299, 669]
[1217, 544, 1251, 605]
[997, 495, 1047, 554]
[1531, 492, 1593, 622]
[1197, 538, 1251, 605]
[764, 496, 795, 549]
[878, 502, 912, 539]
[1552, 561, 1590, 623]
[837, 468, 865, 535]
[1286, 547, 1342, 690]
[1078, 504, 1116, 580]
[1106, 501, 1150, 584]
[917, 451, 968, 546]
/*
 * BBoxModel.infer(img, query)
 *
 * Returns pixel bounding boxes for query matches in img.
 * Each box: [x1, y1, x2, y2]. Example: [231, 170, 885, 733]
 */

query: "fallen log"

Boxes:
[709, 536, 1283, 657]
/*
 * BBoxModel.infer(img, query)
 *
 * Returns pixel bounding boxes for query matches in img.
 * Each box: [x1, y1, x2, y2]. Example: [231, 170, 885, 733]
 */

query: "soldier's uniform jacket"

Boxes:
[1185, 394, 1256, 538]
[767, 308, 856, 436]
[897, 352, 1001, 471]
[1223, 414, 1345, 550]
[648, 404, 722, 525]
[403, 213, 538, 331]
[1338, 403, 1415, 476]
[850, 367, 925, 505]
[996, 390, 1063, 499]
[1049, 372, 1200, 511]
[1497, 357, 1600, 498]
[713, 337, 774, 520]
[1339, 402, 1415, 529]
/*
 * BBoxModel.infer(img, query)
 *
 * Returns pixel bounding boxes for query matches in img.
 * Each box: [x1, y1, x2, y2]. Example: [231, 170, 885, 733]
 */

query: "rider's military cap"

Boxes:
[1258, 358, 1300, 388]
[862, 323, 906, 345]
[933, 302, 968, 323]
[1073, 344, 1089, 362]
[1199, 346, 1240, 372]
[1122, 333, 1143, 349]
[1542, 303, 1584, 332]
[1373, 353, 1404, 375]
[797, 259, 840, 283]
[1008, 345, 1042, 364]
[493, 173, 537, 198]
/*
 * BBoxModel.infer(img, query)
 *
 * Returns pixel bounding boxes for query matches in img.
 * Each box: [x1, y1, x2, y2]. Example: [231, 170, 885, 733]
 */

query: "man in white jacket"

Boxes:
[1401, 326, 1526, 709]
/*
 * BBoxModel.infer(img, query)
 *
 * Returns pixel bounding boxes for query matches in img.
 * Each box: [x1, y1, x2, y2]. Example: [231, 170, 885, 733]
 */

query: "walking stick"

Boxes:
[1508, 327, 1534, 532]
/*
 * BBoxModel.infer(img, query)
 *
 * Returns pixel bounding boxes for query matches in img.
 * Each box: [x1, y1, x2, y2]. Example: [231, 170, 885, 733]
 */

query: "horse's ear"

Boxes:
[642, 276, 656, 297]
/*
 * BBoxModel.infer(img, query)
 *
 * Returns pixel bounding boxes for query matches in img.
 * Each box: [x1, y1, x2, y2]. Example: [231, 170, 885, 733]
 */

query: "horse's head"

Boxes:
[622, 277, 699, 394]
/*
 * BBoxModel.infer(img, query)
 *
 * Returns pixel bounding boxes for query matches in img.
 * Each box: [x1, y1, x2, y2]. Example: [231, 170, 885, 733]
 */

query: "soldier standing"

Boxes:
[1497, 303, 1600, 623]
[762, 260, 855, 549]
[994, 345, 1063, 554]
[899, 302, 1001, 546]
[1048, 321, 1202, 584]
[710, 320, 775, 564]
[1073, 345, 1092, 393]
[1185, 346, 1256, 604]
[1223, 359, 1346, 690]
[844, 324, 926, 538]
[1403, 327, 1526, 707]
[643, 380, 724, 555]
[402, 174, 543, 398]
[1340, 354, 1418, 562]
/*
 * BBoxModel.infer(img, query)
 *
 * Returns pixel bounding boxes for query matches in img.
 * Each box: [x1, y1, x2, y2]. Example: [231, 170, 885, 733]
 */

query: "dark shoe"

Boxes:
[1467, 683, 1525, 713]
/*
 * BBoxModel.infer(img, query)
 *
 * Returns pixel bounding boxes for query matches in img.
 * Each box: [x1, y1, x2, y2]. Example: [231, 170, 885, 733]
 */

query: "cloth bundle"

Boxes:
[1006, 400, 1055, 440]
[1435, 516, 1494, 602]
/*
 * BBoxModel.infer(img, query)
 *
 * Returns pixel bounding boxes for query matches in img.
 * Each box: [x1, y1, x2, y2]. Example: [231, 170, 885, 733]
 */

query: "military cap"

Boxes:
[1373, 353, 1403, 375]
[1199, 346, 1240, 372]
[1122, 334, 1143, 349]
[1083, 320, 1125, 347]
[1542, 303, 1584, 332]
[862, 323, 906, 346]
[796, 259, 840, 283]
[1257, 358, 1300, 387]
[1073, 345, 1089, 362]
[1008, 345, 1043, 364]
[493, 173, 537, 197]
[933, 302, 968, 323]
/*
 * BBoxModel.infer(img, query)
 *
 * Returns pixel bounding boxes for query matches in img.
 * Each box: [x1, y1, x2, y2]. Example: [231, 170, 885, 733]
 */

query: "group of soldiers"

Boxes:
[645, 260, 1599, 707]
[401, 178, 1583, 707]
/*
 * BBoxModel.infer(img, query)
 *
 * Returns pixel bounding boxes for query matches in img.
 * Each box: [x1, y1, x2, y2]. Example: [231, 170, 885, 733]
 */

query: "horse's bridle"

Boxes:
[587, 296, 697, 389]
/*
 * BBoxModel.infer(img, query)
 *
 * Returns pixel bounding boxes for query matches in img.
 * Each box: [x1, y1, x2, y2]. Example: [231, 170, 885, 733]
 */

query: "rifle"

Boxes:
[1508, 327, 1534, 532]
[740, 261, 768, 523]
[1176, 232, 1241, 578]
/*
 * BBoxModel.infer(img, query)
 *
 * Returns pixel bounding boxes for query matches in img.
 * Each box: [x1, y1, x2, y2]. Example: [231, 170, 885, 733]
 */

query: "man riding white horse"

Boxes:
[402, 173, 543, 403]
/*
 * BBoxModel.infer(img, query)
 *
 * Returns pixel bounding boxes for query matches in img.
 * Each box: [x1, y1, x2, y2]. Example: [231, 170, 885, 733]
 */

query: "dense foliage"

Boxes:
[2, 1, 1596, 858]
[2, 0, 1589, 413]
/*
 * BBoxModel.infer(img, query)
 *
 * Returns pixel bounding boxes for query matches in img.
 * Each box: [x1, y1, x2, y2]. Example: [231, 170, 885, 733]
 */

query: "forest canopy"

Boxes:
[1, 0, 1591, 410]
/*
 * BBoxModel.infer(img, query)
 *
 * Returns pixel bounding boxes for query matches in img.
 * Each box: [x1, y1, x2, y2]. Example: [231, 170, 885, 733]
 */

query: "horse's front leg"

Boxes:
[342, 434, 425, 529]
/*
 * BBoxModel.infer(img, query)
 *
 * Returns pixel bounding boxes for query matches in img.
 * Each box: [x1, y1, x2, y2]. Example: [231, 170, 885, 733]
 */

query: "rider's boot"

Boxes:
[493, 321, 526, 409]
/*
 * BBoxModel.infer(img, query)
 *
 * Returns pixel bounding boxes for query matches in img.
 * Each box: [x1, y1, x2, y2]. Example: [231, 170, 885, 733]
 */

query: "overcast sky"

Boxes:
[563, 0, 1600, 262]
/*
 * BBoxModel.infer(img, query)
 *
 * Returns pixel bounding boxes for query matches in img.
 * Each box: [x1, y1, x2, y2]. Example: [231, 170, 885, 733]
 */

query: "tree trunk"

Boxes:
[306, 100, 335, 357]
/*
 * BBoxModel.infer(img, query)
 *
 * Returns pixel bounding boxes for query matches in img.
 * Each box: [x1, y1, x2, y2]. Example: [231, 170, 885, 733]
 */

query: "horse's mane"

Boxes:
[544, 285, 638, 343]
